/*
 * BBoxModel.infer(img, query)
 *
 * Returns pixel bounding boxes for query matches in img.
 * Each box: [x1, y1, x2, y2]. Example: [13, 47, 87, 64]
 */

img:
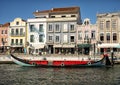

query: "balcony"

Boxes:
[10, 33, 25, 37]
[11, 43, 23, 47]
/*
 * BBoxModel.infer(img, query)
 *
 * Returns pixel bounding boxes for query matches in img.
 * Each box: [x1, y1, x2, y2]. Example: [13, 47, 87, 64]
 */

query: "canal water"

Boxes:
[0, 64, 120, 85]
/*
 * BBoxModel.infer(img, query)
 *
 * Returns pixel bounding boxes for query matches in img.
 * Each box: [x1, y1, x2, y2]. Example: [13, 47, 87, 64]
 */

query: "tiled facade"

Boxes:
[27, 18, 47, 54]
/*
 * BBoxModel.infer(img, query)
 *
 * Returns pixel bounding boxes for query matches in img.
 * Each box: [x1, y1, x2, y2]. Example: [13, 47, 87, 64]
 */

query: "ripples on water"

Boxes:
[0, 64, 120, 85]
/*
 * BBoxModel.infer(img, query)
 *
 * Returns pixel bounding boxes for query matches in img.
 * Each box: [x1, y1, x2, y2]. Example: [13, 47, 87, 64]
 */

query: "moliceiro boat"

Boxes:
[10, 54, 112, 67]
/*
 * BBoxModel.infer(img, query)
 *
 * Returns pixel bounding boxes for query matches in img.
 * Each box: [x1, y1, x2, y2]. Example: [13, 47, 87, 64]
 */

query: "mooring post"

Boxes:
[111, 50, 114, 66]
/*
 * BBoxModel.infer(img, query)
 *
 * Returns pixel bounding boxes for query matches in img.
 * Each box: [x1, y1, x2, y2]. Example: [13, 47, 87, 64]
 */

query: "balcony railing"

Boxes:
[10, 33, 25, 37]
[11, 43, 23, 47]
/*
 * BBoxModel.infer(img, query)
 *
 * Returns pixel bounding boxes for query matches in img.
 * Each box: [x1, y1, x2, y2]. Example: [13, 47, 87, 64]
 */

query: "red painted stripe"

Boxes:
[29, 60, 93, 66]
[53, 60, 91, 66]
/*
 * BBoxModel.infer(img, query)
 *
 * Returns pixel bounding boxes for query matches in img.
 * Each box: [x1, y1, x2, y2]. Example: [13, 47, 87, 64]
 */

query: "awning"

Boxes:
[35, 45, 45, 49]
[54, 44, 62, 48]
[77, 44, 92, 48]
[62, 44, 75, 48]
[111, 44, 120, 48]
[29, 44, 45, 49]
[98, 43, 120, 48]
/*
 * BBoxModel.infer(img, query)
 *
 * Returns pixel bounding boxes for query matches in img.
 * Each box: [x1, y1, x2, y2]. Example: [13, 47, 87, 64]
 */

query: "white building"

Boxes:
[27, 18, 47, 55]
[96, 12, 120, 54]
[27, 6, 82, 55]
[33, 6, 82, 54]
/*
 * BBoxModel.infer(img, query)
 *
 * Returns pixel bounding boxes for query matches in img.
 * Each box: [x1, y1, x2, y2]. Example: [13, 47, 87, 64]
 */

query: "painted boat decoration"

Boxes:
[10, 54, 112, 67]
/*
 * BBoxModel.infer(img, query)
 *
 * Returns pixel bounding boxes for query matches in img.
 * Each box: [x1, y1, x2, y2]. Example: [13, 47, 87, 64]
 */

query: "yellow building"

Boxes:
[9, 18, 27, 53]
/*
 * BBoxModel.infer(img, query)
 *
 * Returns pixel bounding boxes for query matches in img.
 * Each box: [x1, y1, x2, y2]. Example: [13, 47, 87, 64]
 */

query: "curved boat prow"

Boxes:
[102, 54, 112, 67]
[10, 54, 34, 66]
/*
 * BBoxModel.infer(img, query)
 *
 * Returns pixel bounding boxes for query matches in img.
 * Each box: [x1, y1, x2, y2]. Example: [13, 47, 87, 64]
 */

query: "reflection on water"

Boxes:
[0, 64, 120, 85]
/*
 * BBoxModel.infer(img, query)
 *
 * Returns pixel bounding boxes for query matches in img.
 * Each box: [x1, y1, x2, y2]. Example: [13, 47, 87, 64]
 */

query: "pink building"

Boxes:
[0, 23, 10, 53]
[76, 18, 98, 55]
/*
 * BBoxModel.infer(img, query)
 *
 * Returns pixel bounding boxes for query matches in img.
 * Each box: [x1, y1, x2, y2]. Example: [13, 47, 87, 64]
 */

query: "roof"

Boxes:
[33, 6, 80, 16]
[0, 23, 10, 27]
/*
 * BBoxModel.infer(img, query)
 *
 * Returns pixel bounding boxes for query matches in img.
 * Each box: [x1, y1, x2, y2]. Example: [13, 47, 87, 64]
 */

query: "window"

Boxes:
[112, 20, 117, 30]
[100, 33, 104, 41]
[84, 21, 89, 25]
[70, 36, 74, 42]
[16, 21, 19, 25]
[48, 35, 53, 42]
[106, 21, 110, 29]
[5, 30, 7, 34]
[106, 33, 110, 41]
[1, 30, 4, 34]
[16, 39, 18, 45]
[20, 28, 23, 35]
[20, 39, 23, 45]
[78, 31, 82, 40]
[55, 35, 60, 42]
[91, 31, 95, 39]
[11, 39, 14, 45]
[39, 35, 44, 42]
[39, 24, 43, 32]
[48, 24, 53, 32]
[30, 35, 34, 42]
[71, 15, 76, 17]
[36, 49, 39, 53]
[11, 29, 14, 35]
[30, 25, 35, 32]
[55, 24, 60, 32]
[85, 31, 89, 39]
[1, 38, 4, 43]
[62, 15, 66, 17]
[99, 21, 104, 30]
[70, 24, 74, 31]
[16, 29, 19, 35]
[113, 33, 117, 41]
[51, 16, 55, 18]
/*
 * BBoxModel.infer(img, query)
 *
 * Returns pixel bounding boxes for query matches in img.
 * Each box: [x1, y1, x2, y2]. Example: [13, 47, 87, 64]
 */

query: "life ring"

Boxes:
[61, 63, 64, 67]
[87, 61, 91, 65]
[32, 62, 37, 66]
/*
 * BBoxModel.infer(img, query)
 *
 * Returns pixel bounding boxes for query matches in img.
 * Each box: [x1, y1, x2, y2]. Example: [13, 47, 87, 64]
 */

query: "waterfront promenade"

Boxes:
[0, 53, 100, 63]
[0, 53, 120, 64]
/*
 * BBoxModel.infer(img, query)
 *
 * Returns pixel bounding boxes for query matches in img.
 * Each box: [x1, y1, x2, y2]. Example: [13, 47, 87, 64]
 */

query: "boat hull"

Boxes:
[10, 54, 111, 67]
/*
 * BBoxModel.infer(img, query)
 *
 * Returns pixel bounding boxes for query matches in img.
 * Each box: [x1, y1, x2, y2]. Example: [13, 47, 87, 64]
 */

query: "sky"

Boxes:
[0, 0, 120, 24]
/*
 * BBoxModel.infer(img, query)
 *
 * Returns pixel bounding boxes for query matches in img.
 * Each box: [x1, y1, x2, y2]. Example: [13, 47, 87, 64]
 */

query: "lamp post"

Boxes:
[111, 49, 114, 66]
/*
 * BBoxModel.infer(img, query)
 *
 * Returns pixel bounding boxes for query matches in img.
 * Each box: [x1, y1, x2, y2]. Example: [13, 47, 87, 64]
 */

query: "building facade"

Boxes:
[97, 12, 120, 54]
[76, 18, 98, 55]
[9, 18, 27, 53]
[0, 23, 10, 53]
[33, 6, 82, 54]
[27, 18, 47, 55]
